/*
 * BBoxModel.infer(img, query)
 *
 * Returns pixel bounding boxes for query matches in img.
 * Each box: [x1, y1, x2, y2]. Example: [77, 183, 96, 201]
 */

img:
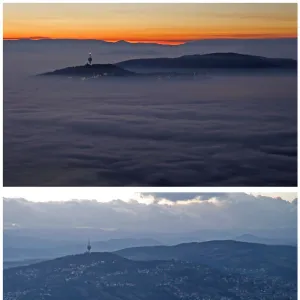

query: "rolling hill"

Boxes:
[40, 63, 136, 77]
[4, 249, 296, 300]
[117, 53, 297, 69]
[4, 238, 162, 262]
[116, 240, 297, 279]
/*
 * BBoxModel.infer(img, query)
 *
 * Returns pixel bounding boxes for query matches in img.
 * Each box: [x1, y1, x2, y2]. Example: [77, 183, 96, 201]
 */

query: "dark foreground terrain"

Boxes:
[4, 241, 297, 300]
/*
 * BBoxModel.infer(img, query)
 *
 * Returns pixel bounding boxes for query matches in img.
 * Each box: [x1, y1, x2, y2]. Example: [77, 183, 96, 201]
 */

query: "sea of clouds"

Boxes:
[3, 39, 297, 186]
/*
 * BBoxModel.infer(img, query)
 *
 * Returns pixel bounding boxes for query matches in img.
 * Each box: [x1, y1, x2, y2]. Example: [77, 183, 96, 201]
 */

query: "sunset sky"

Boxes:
[3, 3, 297, 44]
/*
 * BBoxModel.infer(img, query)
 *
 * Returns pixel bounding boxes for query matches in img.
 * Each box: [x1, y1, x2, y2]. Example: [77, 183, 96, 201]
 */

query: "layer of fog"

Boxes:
[4, 39, 297, 186]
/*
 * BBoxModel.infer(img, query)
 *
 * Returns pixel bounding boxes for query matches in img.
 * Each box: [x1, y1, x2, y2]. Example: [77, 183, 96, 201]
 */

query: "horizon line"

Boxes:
[3, 36, 297, 46]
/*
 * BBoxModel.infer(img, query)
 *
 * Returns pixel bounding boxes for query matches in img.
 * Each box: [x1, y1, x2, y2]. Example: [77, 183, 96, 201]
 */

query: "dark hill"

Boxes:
[117, 52, 297, 69]
[40, 63, 136, 77]
[4, 250, 297, 300]
[116, 240, 297, 278]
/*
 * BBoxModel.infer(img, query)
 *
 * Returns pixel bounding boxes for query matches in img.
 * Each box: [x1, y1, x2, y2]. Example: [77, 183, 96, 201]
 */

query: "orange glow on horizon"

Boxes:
[3, 37, 186, 45]
[3, 3, 297, 45]
[3, 33, 297, 46]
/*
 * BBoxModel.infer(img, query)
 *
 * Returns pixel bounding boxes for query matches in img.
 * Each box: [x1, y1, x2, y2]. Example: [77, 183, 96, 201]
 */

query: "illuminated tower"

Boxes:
[87, 239, 92, 253]
[88, 53, 92, 65]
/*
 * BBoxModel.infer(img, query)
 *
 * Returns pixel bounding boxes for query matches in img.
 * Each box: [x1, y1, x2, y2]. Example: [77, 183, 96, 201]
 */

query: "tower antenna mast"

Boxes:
[88, 53, 93, 65]
[87, 238, 92, 253]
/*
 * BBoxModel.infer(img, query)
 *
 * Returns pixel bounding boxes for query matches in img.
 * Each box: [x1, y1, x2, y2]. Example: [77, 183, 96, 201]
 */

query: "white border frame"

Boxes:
[1, 1, 299, 299]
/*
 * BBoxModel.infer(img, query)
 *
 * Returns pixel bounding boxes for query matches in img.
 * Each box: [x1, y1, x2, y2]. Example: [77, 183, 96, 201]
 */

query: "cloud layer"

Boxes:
[4, 193, 297, 233]
[3, 39, 297, 186]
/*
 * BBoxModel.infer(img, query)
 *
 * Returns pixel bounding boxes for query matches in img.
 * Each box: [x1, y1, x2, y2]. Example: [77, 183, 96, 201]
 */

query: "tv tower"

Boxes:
[88, 53, 92, 65]
[87, 239, 92, 253]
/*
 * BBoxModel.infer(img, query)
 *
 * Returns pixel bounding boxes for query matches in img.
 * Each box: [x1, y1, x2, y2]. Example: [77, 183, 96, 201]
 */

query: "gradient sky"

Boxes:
[3, 3, 297, 44]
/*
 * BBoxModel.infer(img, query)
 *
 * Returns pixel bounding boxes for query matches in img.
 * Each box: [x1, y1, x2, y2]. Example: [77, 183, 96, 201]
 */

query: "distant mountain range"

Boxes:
[117, 53, 297, 69]
[115, 240, 297, 279]
[4, 241, 297, 300]
[4, 38, 176, 47]
[4, 237, 162, 261]
[4, 238, 162, 269]
[4, 225, 297, 263]
[40, 53, 297, 77]
[5, 38, 297, 66]
[234, 234, 297, 246]
[4, 37, 297, 48]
